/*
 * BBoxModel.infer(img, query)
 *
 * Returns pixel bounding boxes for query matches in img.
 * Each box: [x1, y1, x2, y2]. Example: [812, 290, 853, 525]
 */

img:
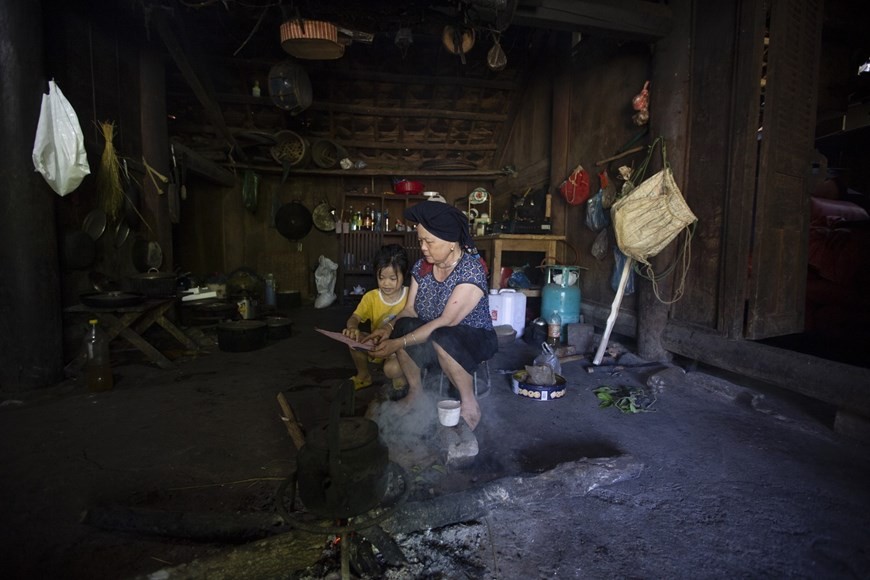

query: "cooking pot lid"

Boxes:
[82, 209, 107, 241]
[275, 201, 313, 240]
[80, 291, 145, 308]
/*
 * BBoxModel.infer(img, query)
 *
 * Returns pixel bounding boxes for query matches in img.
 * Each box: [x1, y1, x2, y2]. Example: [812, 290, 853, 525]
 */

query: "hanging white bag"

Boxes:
[32, 80, 91, 196]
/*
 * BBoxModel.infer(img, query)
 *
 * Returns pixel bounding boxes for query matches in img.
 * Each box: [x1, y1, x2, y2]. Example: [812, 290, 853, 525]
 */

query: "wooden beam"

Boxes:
[225, 163, 507, 179]
[170, 141, 236, 187]
[337, 140, 497, 152]
[167, 92, 510, 123]
[307, 102, 508, 123]
[513, 0, 673, 40]
[582, 301, 870, 418]
[661, 321, 870, 418]
[151, 10, 248, 162]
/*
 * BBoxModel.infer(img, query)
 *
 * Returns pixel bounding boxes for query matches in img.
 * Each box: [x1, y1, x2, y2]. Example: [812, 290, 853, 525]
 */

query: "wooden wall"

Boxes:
[557, 40, 652, 311]
[176, 173, 496, 299]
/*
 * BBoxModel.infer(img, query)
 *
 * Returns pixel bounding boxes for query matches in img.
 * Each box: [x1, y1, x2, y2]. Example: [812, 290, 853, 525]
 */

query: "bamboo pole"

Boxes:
[593, 257, 634, 365]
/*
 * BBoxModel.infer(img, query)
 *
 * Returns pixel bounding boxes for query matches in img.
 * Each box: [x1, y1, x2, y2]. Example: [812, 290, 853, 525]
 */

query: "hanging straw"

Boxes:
[96, 121, 123, 222]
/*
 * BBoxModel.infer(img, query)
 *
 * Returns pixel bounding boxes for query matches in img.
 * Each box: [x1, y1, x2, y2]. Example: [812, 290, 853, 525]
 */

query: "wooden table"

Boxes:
[66, 298, 199, 370]
[474, 234, 566, 289]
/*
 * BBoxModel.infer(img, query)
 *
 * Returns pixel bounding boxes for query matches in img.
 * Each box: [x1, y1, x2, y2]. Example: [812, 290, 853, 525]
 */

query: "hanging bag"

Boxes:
[32, 80, 90, 196]
[610, 137, 696, 266]
[559, 163, 591, 205]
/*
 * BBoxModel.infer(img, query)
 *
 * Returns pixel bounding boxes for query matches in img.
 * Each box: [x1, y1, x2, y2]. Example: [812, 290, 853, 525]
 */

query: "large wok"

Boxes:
[275, 201, 313, 241]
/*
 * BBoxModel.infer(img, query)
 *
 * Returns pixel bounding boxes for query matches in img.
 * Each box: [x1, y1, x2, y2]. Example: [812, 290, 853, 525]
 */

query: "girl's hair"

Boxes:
[374, 244, 409, 282]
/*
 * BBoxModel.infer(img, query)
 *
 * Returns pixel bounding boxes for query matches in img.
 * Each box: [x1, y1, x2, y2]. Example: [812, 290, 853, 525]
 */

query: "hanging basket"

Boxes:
[280, 20, 345, 60]
[270, 130, 310, 168]
[310, 139, 348, 169]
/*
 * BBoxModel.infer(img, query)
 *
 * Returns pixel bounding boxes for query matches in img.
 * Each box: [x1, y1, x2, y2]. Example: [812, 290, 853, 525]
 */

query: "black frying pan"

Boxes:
[275, 201, 313, 240]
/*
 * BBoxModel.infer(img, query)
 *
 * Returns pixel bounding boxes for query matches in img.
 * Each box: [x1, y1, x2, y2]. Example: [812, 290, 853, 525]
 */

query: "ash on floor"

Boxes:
[293, 521, 491, 580]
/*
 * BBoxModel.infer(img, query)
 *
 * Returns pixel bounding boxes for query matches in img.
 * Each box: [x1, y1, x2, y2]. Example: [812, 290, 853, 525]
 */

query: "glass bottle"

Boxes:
[546, 310, 562, 347]
[383, 208, 390, 232]
[84, 319, 113, 392]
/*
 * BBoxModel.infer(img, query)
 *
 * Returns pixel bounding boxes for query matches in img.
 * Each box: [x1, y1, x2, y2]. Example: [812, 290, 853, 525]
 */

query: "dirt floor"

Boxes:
[1, 303, 869, 579]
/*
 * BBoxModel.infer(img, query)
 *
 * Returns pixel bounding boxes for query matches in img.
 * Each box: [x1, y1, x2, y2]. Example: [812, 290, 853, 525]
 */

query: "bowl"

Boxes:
[494, 324, 517, 346]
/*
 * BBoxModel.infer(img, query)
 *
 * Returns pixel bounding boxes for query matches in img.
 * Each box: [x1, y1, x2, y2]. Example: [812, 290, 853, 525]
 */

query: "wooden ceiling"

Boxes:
[151, 1, 673, 177]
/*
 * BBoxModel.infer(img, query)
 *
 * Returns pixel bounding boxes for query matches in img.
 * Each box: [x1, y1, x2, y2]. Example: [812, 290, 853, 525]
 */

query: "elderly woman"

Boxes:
[365, 202, 497, 430]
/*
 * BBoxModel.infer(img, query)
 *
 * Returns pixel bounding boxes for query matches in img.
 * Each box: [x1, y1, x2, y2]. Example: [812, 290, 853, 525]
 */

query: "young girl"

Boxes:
[342, 244, 409, 390]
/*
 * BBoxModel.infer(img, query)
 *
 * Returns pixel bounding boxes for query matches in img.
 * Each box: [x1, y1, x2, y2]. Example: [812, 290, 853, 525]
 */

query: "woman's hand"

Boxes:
[362, 326, 390, 346]
[368, 337, 401, 359]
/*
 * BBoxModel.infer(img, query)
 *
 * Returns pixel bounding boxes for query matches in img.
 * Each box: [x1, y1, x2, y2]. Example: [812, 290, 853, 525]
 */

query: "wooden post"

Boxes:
[140, 47, 174, 270]
[637, 0, 692, 362]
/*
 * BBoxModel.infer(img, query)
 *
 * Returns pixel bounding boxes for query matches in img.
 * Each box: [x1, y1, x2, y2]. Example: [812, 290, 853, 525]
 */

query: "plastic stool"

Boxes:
[434, 359, 491, 399]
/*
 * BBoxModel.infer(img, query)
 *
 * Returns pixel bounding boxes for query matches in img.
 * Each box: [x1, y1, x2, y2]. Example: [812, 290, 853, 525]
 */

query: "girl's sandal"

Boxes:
[351, 375, 373, 390]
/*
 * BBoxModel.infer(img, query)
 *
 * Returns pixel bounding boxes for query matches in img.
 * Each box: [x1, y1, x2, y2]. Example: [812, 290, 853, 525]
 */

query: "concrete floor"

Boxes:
[1, 303, 869, 579]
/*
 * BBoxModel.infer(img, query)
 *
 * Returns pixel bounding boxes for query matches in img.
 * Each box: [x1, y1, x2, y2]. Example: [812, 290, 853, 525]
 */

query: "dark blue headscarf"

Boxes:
[404, 201, 477, 254]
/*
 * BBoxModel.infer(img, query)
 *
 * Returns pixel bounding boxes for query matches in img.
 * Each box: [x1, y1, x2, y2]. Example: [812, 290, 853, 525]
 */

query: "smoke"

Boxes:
[366, 388, 443, 464]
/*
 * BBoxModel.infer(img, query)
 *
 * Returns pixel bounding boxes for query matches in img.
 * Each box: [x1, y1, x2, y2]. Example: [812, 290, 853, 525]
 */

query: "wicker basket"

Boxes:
[270, 130, 309, 168]
[310, 139, 348, 169]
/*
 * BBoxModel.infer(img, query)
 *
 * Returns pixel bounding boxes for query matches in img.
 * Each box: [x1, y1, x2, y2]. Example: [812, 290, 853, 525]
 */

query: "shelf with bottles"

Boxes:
[338, 190, 423, 235]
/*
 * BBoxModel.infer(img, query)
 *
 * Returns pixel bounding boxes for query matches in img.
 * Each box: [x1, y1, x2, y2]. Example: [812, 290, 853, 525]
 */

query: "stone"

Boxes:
[567, 323, 595, 353]
[437, 422, 479, 468]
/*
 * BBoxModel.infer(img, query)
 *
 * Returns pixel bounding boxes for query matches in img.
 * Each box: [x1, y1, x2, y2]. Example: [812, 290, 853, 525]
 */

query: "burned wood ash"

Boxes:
[292, 521, 492, 579]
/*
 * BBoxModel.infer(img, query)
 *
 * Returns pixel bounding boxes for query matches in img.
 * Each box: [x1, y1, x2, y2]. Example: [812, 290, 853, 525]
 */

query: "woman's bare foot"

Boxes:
[460, 398, 481, 430]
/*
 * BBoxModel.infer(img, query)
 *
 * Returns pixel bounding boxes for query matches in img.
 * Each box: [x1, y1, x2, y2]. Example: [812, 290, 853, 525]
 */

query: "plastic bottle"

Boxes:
[264, 273, 276, 306]
[546, 310, 562, 347]
[84, 319, 113, 392]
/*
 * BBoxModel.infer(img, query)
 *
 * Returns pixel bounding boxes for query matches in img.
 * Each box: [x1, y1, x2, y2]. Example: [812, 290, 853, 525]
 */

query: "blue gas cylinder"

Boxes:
[540, 265, 582, 341]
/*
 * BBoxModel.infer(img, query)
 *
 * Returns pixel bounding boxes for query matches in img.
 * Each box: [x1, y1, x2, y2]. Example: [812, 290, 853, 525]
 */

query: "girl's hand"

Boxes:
[342, 327, 361, 341]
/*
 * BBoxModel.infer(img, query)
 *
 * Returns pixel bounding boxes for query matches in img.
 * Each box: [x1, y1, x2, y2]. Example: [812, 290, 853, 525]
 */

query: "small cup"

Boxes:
[437, 399, 461, 427]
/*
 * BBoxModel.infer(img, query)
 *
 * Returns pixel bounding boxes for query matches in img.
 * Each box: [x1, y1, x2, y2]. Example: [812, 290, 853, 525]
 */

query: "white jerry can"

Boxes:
[488, 288, 527, 338]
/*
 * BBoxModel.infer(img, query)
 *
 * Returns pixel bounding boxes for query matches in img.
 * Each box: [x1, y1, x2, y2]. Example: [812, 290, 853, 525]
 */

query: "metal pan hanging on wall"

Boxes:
[312, 199, 336, 232]
[275, 201, 313, 241]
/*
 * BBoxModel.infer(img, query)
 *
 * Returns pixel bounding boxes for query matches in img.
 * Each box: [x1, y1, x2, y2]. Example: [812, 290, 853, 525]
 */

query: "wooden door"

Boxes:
[744, 0, 823, 339]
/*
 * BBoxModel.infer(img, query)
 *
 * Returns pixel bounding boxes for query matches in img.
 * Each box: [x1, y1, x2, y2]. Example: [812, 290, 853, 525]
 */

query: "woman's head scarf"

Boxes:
[404, 201, 477, 254]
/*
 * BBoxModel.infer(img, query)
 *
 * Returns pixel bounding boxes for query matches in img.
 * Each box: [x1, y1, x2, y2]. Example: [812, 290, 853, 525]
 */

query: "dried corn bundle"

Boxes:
[96, 121, 123, 222]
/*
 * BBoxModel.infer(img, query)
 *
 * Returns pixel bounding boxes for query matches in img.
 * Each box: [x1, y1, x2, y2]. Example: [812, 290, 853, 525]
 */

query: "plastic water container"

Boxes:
[489, 288, 527, 337]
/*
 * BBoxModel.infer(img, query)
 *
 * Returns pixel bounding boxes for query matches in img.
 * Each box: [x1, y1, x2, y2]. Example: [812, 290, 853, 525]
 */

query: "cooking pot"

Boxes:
[265, 316, 293, 340]
[311, 199, 336, 232]
[125, 268, 178, 297]
[275, 201, 313, 240]
[393, 180, 424, 195]
[217, 320, 268, 352]
[296, 405, 389, 519]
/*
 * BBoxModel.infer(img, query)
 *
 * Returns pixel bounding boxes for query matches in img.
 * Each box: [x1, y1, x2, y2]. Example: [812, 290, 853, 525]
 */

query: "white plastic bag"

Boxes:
[32, 80, 90, 196]
[533, 342, 562, 376]
[313, 255, 338, 309]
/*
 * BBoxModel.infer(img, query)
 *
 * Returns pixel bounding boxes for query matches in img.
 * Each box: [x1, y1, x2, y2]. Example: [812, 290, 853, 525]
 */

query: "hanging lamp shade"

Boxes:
[268, 61, 312, 114]
[280, 19, 345, 60]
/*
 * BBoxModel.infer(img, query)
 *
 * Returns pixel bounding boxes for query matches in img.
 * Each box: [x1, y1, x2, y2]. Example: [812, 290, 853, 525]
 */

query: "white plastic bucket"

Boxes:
[489, 288, 527, 338]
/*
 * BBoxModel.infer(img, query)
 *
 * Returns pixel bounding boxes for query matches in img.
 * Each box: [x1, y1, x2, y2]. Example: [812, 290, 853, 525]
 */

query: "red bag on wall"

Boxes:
[559, 164, 591, 205]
